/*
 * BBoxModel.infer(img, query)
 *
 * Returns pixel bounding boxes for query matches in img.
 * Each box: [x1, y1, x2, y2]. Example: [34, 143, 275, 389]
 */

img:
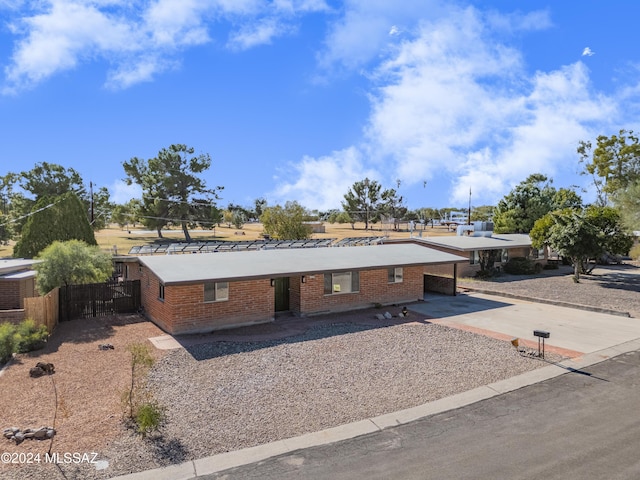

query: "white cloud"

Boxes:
[110, 179, 141, 204]
[280, 5, 620, 208]
[582, 47, 595, 57]
[317, 0, 443, 72]
[388, 25, 399, 36]
[227, 17, 289, 50]
[271, 147, 379, 211]
[1, 0, 330, 92]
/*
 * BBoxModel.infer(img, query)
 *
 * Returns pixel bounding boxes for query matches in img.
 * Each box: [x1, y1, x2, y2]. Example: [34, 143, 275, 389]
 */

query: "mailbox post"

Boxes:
[533, 330, 550, 358]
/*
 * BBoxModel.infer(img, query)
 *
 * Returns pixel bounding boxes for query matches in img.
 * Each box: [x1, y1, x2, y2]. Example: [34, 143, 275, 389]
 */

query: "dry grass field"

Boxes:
[2, 221, 455, 258]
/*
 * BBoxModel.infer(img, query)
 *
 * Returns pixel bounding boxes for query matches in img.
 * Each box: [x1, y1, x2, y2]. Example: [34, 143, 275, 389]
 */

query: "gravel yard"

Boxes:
[458, 262, 640, 318]
[2, 261, 638, 480]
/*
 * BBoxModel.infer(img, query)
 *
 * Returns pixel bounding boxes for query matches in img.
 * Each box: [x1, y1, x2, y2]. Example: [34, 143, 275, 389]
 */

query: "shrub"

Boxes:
[630, 244, 640, 261]
[0, 323, 16, 365]
[543, 262, 559, 270]
[134, 401, 165, 437]
[13, 319, 48, 353]
[503, 257, 537, 275]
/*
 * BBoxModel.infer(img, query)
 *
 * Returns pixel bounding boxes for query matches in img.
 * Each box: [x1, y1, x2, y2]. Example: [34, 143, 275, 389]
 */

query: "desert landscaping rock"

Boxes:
[3, 427, 55, 444]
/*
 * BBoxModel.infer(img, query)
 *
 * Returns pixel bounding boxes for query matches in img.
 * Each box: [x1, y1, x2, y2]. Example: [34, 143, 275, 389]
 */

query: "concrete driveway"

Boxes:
[409, 292, 640, 356]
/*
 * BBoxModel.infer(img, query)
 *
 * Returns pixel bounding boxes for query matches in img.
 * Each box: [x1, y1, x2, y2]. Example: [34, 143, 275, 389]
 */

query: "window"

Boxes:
[158, 284, 165, 301]
[204, 282, 229, 302]
[324, 272, 360, 294]
[470, 250, 480, 265]
[501, 249, 509, 262]
[388, 267, 403, 283]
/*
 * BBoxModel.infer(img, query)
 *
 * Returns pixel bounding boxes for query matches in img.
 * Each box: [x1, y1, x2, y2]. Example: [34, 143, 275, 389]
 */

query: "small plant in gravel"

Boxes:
[122, 342, 165, 437]
[0, 322, 15, 365]
[0, 319, 48, 366]
[13, 318, 48, 353]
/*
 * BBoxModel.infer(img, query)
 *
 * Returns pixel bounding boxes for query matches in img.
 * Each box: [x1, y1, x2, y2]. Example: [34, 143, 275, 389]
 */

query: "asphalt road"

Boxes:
[201, 350, 640, 480]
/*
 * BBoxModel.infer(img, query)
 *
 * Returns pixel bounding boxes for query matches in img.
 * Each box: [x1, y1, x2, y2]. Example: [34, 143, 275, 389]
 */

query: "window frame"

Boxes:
[204, 281, 229, 302]
[324, 271, 360, 295]
[158, 283, 165, 301]
[388, 267, 403, 283]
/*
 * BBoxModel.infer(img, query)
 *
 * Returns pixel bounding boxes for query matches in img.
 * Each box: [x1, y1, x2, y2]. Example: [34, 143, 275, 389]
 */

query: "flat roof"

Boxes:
[0, 270, 37, 280]
[139, 244, 468, 285]
[399, 234, 532, 252]
[0, 258, 41, 274]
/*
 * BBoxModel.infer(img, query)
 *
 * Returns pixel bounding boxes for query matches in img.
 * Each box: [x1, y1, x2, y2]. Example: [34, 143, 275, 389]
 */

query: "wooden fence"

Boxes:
[59, 280, 141, 322]
[24, 287, 59, 333]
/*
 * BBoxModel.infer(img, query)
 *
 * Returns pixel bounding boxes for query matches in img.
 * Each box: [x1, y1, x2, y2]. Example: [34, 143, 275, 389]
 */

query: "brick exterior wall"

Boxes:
[0, 309, 26, 324]
[297, 266, 424, 316]
[136, 263, 427, 333]
[138, 265, 274, 335]
[0, 277, 36, 310]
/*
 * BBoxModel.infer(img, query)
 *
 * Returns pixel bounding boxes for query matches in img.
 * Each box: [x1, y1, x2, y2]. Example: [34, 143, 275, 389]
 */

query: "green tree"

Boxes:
[88, 185, 114, 231]
[13, 192, 97, 259]
[612, 180, 640, 230]
[379, 188, 407, 230]
[34, 240, 112, 294]
[578, 129, 640, 204]
[253, 198, 267, 220]
[531, 206, 631, 282]
[18, 162, 85, 200]
[493, 174, 581, 234]
[471, 205, 494, 222]
[545, 210, 603, 282]
[342, 178, 382, 230]
[123, 144, 222, 241]
[584, 205, 633, 258]
[260, 201, 313, 240]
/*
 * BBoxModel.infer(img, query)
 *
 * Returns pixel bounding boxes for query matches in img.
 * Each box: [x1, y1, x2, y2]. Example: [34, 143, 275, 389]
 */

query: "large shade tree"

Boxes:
[493, 174, 582, 234]
[13, 192, 97, 258]
[123, 144, 222, 241]
[35, 240, 112, 294]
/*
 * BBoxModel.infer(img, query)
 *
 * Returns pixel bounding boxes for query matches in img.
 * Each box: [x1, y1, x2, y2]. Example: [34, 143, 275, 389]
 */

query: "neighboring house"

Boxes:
[389, 230, 542, 278]
[126, 244, 467, 335]
[0, 259, 40, 323]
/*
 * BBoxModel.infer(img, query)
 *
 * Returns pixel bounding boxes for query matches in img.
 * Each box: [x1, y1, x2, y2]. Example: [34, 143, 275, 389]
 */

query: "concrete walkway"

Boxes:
[113, 293, 640, 480]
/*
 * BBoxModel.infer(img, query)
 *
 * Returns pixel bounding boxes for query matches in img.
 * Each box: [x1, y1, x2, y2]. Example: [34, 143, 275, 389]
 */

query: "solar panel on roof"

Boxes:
[127, 237, 339, 255]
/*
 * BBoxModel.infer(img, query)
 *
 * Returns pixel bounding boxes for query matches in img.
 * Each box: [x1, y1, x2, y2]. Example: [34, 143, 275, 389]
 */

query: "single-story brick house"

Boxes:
[389, 233, 543, 278]
[126, 244, 467, 335]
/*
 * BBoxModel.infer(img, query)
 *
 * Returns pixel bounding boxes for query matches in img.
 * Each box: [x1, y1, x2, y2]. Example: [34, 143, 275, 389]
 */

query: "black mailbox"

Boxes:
[533, 330, 550, 339]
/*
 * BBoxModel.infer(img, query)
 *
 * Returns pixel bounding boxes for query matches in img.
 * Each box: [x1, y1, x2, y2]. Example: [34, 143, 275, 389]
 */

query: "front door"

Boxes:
[274, 277, 290, 312]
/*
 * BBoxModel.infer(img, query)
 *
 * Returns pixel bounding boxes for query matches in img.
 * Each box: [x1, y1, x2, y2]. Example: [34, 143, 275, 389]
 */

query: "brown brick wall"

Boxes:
[0, 278, 36, 310]
[298, 266, 424, 316]
[139, 266, 274, 335]
[0, 309, 26, 324]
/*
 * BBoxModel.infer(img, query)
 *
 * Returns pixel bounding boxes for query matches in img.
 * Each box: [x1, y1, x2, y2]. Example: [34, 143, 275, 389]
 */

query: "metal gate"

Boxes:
[59, 280, 141, 321]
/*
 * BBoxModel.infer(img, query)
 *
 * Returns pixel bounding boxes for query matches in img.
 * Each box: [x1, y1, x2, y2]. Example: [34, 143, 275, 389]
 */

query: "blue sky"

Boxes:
[1, 0, 639, 212]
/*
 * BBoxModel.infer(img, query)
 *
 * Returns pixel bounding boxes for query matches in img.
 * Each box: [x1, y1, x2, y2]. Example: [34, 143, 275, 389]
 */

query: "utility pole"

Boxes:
[90, 181, 94, 224]
[467, 187, 471, 225]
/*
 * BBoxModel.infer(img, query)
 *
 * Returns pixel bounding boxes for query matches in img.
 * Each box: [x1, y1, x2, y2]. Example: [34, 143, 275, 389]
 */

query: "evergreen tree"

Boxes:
[13, 192, 96, 258]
